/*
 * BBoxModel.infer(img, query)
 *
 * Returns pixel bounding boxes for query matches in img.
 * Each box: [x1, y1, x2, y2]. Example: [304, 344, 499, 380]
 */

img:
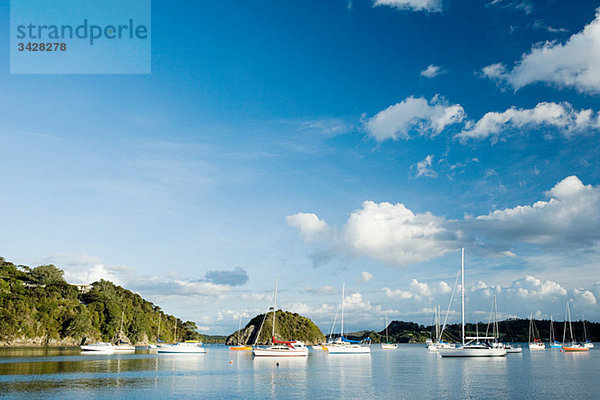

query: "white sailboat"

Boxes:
[438, 249, 506, 358]
[486, 296, 521, 353]
[549, 316, 561, 348]
[157, 340, 206, 353]
[381, 313, 397, 349]
[528, 314, 545, 350]
[582, 314, 594, 348]
[253, 279, 309, 357]
[80, 342, 115, 353]
[562, 302, 589, 352]
[113, 311, 135, 352]
[327, 283, 370, 354]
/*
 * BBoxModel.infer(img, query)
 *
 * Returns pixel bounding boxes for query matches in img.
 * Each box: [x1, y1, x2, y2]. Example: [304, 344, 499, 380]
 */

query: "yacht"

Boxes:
[157, 341, 206, 353]
[80, 342, 115, 353]
[438, 249, 506, 358]
[252, 279, 309, 357]
[326, 284, 370, 354]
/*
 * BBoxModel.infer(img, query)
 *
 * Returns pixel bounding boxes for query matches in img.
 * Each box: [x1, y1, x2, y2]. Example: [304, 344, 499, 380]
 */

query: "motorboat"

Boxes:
[157, 340, 206, 353]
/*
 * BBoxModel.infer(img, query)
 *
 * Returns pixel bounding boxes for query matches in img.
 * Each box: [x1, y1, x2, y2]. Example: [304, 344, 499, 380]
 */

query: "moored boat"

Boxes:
[561, 302, 589, 353]
[80, 342, 115, 353]
[326, 283, 370, 355]
[157, 340, 206, 353]
[438, 249, 506, 358]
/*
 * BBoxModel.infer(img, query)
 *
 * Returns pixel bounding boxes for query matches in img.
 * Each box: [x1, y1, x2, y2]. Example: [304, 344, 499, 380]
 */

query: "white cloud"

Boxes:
[482, 8, 600, 94]
[285, 212, 329, 241]
[344, 201, 457, 265]
[358, 271, 373, 283]
[414, 154, 438, 178]
[373, 0, 442, 13]
[363, 95, 465, 141]
[467, 176, 600, 249]
[457, 101, 600, 141]
[506, 276, 567, 300]
[383, 279, 452, 300]
[130, 277, 231, 298]
[420, 64, 445, 78]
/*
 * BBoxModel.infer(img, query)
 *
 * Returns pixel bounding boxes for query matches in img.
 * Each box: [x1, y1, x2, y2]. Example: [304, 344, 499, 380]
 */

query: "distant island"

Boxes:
[0, 257, 200, 346]
[226, 310, 326, 345]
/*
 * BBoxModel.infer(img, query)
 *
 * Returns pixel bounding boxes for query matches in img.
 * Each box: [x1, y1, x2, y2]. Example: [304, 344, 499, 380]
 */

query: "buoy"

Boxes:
[229, 360, 234, 364]
[276, 362, 279, 367]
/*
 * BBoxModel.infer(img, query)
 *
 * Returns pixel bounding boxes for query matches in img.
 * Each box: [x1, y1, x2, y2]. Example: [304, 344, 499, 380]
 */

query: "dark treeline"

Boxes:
[373, 319, 599, 343]
[0, 257, 201, 345]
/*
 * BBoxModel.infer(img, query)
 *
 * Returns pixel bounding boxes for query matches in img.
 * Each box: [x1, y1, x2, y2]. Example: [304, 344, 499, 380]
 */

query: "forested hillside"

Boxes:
[0, 257, 200, 346]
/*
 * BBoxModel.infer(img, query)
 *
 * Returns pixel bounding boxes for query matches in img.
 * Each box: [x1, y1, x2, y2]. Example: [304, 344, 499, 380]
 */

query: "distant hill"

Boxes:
[0, 257, 201, 346]
[226, 310, 325, 345]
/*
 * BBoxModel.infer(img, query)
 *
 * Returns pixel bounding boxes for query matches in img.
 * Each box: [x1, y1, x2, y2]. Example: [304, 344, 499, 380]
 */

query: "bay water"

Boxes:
[0, 344, 597, 399]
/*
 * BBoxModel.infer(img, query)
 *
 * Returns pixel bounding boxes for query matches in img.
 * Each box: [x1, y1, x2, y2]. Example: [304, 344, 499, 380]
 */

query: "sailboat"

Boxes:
[381, 314, 397, 349]
[427, 305, 453, 351]
[528, 314, 545, 350]
[486, 296, 521, 353]
[548, 316, 561, 348]
[582, 314, 594, 348]
[113, 311, 135, 352]
[438, 249, 506, 357]
[562, 302, 589, 352]
[253, 279, 309, 357]
[230, 315, 252, 351]
[327, 283, 371, 354]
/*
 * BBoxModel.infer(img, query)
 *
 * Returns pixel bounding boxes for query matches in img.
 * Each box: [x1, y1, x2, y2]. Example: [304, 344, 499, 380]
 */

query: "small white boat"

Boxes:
[156, 341, 206, 353]
[311, 344, 327, 351]
[503, 344, 522, 353]
[582, 316, 594, 348]
[439, 343, 507, 357]
[438, 249, 506, 358]
[252, 279, 308, 358]
[253, 341, 309, 357]
[80, 342, 115, 353]
[562, 302, 590, 352]
[381, 314, 397, 350]
[326, 283, 370, 355]
[528, 314, 545, 350]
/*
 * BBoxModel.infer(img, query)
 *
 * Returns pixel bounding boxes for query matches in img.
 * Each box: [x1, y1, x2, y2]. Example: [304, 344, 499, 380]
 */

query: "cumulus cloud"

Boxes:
[414, 154, 438, 177]
[344, 201, 458, 265]
[384, 279, 452, 300]
[482, 8, 600, 93]
[204, 267, 249, 286]
[288, 176, 600, 267]
[457, 101, 600, 141]
[285, 212, 329, 241]
[420, 64, 445, 78]
[373, 0, 442, 12]
[358, 271, 373, 283]
[363, 95, 465, 141]
[466, 176, 600, 250]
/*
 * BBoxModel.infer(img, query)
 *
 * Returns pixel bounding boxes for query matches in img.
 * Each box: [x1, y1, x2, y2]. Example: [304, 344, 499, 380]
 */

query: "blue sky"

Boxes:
[2, 0, 600, 334]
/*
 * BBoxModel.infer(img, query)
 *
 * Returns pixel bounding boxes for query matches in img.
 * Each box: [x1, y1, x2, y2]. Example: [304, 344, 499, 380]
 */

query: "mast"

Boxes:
[563, 303, 568, 344]
[493, 295, 498, 340]
[549, 316, 554, 343]
[341, 283, 345, 339]
[461, 248, 465, 345]
[568, 302, 574, 344]
[528, 314, 532, 343]
[157, 314, 161, 342]
[272, 278, 279, 341]
[174, 318, 177, 343]
[119, 310, 125, 340]
[385, 313, 389, 343]
[238, 315, 242, 344]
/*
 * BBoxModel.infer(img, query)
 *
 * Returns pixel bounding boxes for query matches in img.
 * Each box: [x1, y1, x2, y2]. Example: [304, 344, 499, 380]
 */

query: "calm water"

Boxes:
[0, 344, 598, 399]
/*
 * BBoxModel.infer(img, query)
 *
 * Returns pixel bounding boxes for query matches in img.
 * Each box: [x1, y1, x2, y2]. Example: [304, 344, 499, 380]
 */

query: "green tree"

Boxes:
[31, 265, 65, 285]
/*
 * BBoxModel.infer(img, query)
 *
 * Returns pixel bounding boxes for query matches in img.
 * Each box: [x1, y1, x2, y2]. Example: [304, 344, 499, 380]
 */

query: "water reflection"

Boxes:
[253, 356, 308, 399]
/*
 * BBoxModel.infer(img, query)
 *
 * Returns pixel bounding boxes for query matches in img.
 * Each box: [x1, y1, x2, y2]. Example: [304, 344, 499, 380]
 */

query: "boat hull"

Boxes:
[157, 347, 206, 353]
[381, 343, 397, 350]
[229, 346, 252, 351]
[562, 346, 589, 352]
[327, 345, 371, 354]
[253, 348, 308, 357]
[438, 347, 506, 357]
[528, 343, 546, 350]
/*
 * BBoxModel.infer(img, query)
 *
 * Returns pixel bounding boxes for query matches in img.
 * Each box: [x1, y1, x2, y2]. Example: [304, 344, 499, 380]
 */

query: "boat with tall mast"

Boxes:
[253, 279, 309, 357]
[438, 249, 506, 357]
[549, 316, 561, 348]
[582, 314, 594, 348]
[327, 283, 370, 354]
[528, 314, 545, 350]
[230, 315, 252, 351]
[562, 302, 589, 352]
[381, 313, 397, 349]
[113, 311, 135, 352]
